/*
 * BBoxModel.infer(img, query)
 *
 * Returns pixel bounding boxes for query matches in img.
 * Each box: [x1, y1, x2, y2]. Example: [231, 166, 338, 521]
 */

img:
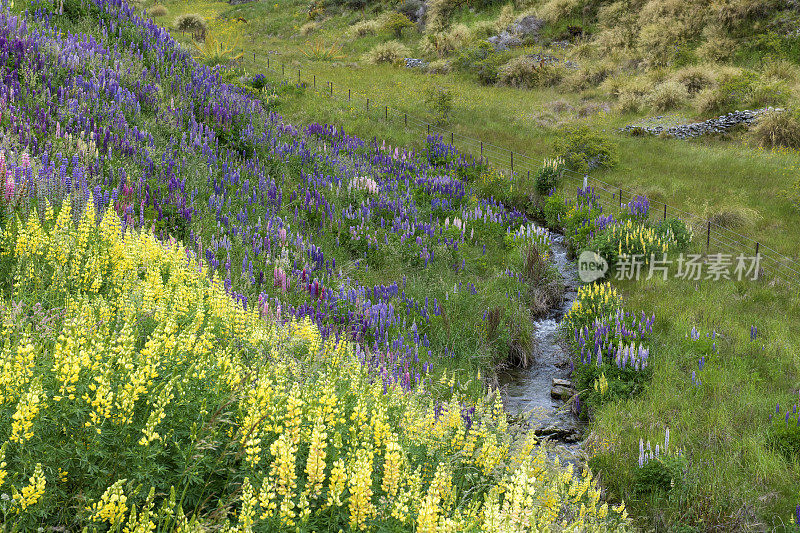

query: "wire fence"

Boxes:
[243, 50, 800, 288]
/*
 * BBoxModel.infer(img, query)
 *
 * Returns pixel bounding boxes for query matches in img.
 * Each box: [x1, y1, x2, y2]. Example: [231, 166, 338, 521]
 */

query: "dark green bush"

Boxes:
[634, 454, 687, 495]
[573, 362, 652, 420]
[657, 218, 693, 250]
[555, 125, 618, 172]
[452, 42, 516, 85]
[382, 12, 414, 38]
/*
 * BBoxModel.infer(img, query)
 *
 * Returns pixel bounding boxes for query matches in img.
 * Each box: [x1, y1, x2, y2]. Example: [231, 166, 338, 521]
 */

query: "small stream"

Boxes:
[499, 231, 586, 459]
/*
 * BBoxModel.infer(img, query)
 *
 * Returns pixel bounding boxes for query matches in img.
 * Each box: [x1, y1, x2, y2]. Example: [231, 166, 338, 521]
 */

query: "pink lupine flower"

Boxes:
[4, 170, 14, 203]
[21, 152, 30, 169]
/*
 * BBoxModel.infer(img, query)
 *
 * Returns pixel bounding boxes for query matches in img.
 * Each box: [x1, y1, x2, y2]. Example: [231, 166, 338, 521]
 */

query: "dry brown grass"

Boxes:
[149, 4, 167, 17]
[363, 41, 410, 65]
[749, 109, 800, 150]
[647, 81, 688, 112]
[498, 56, 564, 89]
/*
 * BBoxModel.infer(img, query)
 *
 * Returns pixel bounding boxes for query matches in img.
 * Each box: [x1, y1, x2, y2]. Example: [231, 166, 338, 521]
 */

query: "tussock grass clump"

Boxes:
[536, 0, 583, 24]
[695, 30, 736, 62]
[561, 62, 614, 92]
[426, 58, 451, 74]
[750, 109, 800, 150]
[704, 204, 763, 229]
[761, 58, 799, 82]
[363, 40, 410, 64]
[498, 56, 564, 89]
[545, 99, 574, 115]
[421, 24, 471, 57]
[646, 81, 688, 112]
[748, 78, 791, 109]
[148, 4, 166, 17]
[425, 0, 462, 32]
[300, 20, 321, 36]
[673, 65, 715, 95]
[348, 19, 379, 38]
[174, 13, 207, 41]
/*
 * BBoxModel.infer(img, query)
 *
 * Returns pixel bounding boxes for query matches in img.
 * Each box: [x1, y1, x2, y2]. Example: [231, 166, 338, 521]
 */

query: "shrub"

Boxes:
[424, 85, 455, 125]
[451, 42, 513, 85]
[555, 125, 618, 172]
[363, 40, 410, 64]
[656, 218, 693, 250]
[695, 70, 758, 115]
[497, 56, 564, 89]
[646, 81, 687, 112]
[747, 78, 790, 109]
[349, 19, 379, 38]
[634, 454, 688, 495]
[421, 24, 471, 57]
[381, 12, 414, 38]
[148, 4, 167, 17]
[174, 13, 207, 41]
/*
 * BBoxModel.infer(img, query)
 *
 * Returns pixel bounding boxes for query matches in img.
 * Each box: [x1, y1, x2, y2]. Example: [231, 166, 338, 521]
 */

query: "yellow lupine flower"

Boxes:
[88, 479, 128, 525]
[348, 447, 375, 530]
[10, 377, 43, 444]
[0, 443, 7, 488]
[304, 417, 327, 499]
[13, 463, 46, 512]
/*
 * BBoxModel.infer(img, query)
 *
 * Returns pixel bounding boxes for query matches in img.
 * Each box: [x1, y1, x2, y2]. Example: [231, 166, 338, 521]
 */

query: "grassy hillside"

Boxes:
[151, 0, 800, 259]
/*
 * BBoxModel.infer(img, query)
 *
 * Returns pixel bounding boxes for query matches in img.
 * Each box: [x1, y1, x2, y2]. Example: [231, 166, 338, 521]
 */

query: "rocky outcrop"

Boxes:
[488, 14, 544, 50]
[404, 58, 427, 69]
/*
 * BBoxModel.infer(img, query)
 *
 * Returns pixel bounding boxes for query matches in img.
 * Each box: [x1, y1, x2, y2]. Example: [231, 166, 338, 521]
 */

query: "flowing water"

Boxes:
[499, 231, 585, 452]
